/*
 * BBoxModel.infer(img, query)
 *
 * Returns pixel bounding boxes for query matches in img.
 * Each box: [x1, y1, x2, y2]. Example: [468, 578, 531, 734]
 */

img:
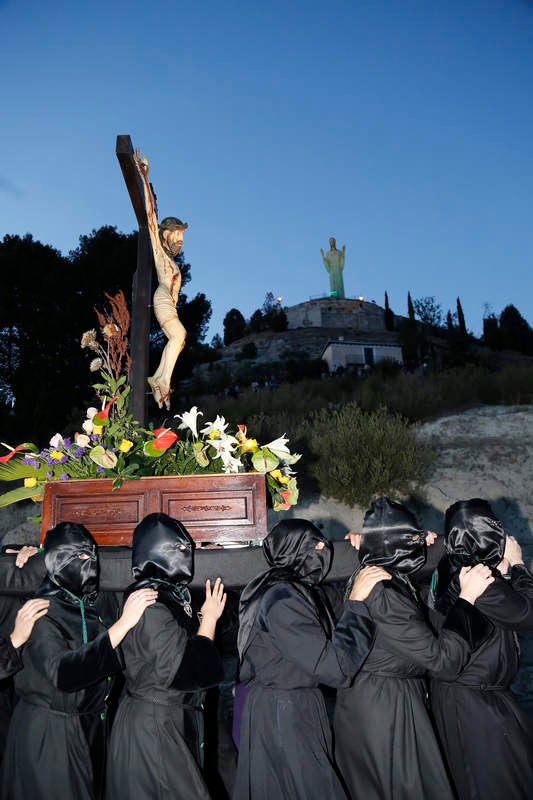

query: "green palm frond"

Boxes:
[0, 458, 45, 482]
[0, 485, 44, 508]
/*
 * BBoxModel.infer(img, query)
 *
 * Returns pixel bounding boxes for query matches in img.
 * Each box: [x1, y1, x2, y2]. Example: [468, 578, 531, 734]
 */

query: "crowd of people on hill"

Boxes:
[0, 497, 532, 800]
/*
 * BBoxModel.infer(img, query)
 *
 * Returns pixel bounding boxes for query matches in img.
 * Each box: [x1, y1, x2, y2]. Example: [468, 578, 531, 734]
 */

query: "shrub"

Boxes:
[305, 403, 434, 508]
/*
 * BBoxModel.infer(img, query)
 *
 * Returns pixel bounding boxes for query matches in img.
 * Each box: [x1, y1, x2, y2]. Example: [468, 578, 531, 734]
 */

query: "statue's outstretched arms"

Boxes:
[133, 148, 163, 259]
[342, 244, 346, 254]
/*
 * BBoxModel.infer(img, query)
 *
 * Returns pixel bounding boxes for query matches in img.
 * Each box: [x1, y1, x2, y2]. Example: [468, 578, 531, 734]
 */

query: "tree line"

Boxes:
[0, 228, 211, 442]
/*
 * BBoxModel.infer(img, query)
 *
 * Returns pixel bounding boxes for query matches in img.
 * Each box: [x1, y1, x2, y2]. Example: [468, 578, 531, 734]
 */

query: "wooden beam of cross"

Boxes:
[115, 134, 152, 425]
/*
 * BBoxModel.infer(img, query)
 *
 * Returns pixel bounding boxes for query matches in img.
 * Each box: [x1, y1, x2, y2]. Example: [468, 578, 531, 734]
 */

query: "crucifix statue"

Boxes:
[116, 135, 188, 416]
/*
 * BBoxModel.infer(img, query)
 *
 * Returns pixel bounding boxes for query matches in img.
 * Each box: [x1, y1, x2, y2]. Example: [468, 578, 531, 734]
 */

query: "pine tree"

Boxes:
[446, 311, 454, 331]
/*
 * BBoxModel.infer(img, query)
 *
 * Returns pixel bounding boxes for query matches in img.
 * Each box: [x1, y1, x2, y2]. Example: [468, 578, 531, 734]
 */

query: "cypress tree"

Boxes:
[384, 292, 395, 331]
[407, 292, 415, 321]
[446, 310, 454, 331]
[457, 297, 467, 335]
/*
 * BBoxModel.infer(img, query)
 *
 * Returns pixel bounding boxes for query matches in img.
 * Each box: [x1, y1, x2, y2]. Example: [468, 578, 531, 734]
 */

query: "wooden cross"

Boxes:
[115, 134, 152, 425]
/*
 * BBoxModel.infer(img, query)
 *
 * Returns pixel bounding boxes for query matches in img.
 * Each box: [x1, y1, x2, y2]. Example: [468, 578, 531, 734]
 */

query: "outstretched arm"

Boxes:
[133, 148, 163, 259]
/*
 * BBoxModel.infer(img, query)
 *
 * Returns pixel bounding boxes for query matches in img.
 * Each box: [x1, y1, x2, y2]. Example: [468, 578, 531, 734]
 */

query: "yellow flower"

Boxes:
[119, 439, 134, 453]
[209, 429, 221, 440]
[50, 450, 63, 461]
[24, 477, 37, 488]
[93, 425, 103, 435]
[242, 438, 259, 452]
[270, 468, 290, 484]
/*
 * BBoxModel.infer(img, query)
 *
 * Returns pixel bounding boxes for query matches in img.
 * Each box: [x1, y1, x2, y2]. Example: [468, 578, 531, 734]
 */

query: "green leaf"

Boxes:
[0, 486, 44, 507]
[251, 447, 279, 474]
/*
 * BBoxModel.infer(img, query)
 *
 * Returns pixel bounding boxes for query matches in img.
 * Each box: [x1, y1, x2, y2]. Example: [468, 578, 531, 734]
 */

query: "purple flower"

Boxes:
[96, 465, 105, 473]
[46, 471, 53, 479]
[46, 456, 55, 466]
[73, 447, 85, 458]
[63, 438, 71, 448]
[60, 454, 68, 464]
[22, 455, 37, 465]
[31, 460, 40, 470]
[39, 450, 47, 458]
[59, 474, 68, 481]
[90, 434, 101, 442]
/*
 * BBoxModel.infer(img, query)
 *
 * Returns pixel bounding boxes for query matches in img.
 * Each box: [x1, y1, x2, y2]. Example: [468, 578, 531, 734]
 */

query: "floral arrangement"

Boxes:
[0, 292, 300, 513]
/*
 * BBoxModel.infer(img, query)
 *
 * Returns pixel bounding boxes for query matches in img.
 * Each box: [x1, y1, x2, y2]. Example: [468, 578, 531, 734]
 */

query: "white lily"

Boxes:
[49, 433, 64, 449]
[220, 452, 242, 473]
[82, 419, 94, 434]
[201, 415, 229, 438]
[264, 435, 290, 454]
[209, 434, 238, 458]
[264, 434, 301, 465]
[174, 406, 203, 438]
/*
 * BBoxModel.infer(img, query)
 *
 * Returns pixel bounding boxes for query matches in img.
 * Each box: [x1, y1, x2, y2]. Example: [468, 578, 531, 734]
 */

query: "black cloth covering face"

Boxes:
[233, 519, 376, 800]
[358, 496, 427, 575]
[334, 499, 493, 800]
[0, 522, 123, 800]
[105, 513, 224, 800]
[429, 500, 533, 800]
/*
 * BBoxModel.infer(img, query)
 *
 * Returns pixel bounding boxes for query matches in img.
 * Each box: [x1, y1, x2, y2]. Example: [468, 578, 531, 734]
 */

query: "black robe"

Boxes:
[334, 577, 491, 800]
[232, 582, 375, 800]
[430, 563, 533, 800]
[0, 639, 22, 682]
[0, 595, 123, 800]
[105, 601, 224, 800]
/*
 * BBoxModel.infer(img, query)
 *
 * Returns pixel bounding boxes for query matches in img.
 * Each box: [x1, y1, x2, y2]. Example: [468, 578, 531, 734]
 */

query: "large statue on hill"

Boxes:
[320, 237, 346, 299]
[133, 149, 188, 410]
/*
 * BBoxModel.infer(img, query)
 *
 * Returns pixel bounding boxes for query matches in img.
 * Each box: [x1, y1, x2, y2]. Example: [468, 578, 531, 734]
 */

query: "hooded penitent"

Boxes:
[358, 496, 426, 576]
[128, 512, 195, 629]
[237, 518, 334, 660]
[37, 521, 100, 643]
[430, 498, 505, 613]
[444, 499, 505, 568]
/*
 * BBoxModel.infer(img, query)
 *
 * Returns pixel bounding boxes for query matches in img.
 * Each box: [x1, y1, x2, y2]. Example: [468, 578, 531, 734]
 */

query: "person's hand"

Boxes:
[459, 565, 495, 604]
[345, 531, 360, 549]
[200, 578, 227, 623]
[120, 588, 158, 631]
[5, 545, 40, 568]
[425, 531, 438, 547]
[349, 566, 391, 602]
[496, 558, 510, 576]
[504, 536, 524, 567]
[198, 578, 227, 640]
[10, 598, 49, 648]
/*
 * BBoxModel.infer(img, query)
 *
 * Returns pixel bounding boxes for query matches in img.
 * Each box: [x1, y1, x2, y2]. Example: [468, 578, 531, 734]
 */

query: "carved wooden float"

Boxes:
[40, 473, 268, 547]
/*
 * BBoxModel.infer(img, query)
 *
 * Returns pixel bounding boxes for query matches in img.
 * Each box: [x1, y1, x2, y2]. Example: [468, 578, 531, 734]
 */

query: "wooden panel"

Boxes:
[41, 474, 268, 546]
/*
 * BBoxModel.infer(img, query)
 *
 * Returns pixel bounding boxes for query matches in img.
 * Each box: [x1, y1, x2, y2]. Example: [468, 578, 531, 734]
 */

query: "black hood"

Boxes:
[263, 518, 333, 584]
[42, 521, 98, 599]
[444, 499, 505, 568]
[132, 512, 194, 586]
[237, 518, 334, 661]
[359, 497, 426, 575]
[128, 513, 195, 631]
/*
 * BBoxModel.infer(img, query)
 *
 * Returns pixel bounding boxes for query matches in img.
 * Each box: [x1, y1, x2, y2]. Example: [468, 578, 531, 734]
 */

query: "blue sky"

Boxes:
[1, 0, 532, 338]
